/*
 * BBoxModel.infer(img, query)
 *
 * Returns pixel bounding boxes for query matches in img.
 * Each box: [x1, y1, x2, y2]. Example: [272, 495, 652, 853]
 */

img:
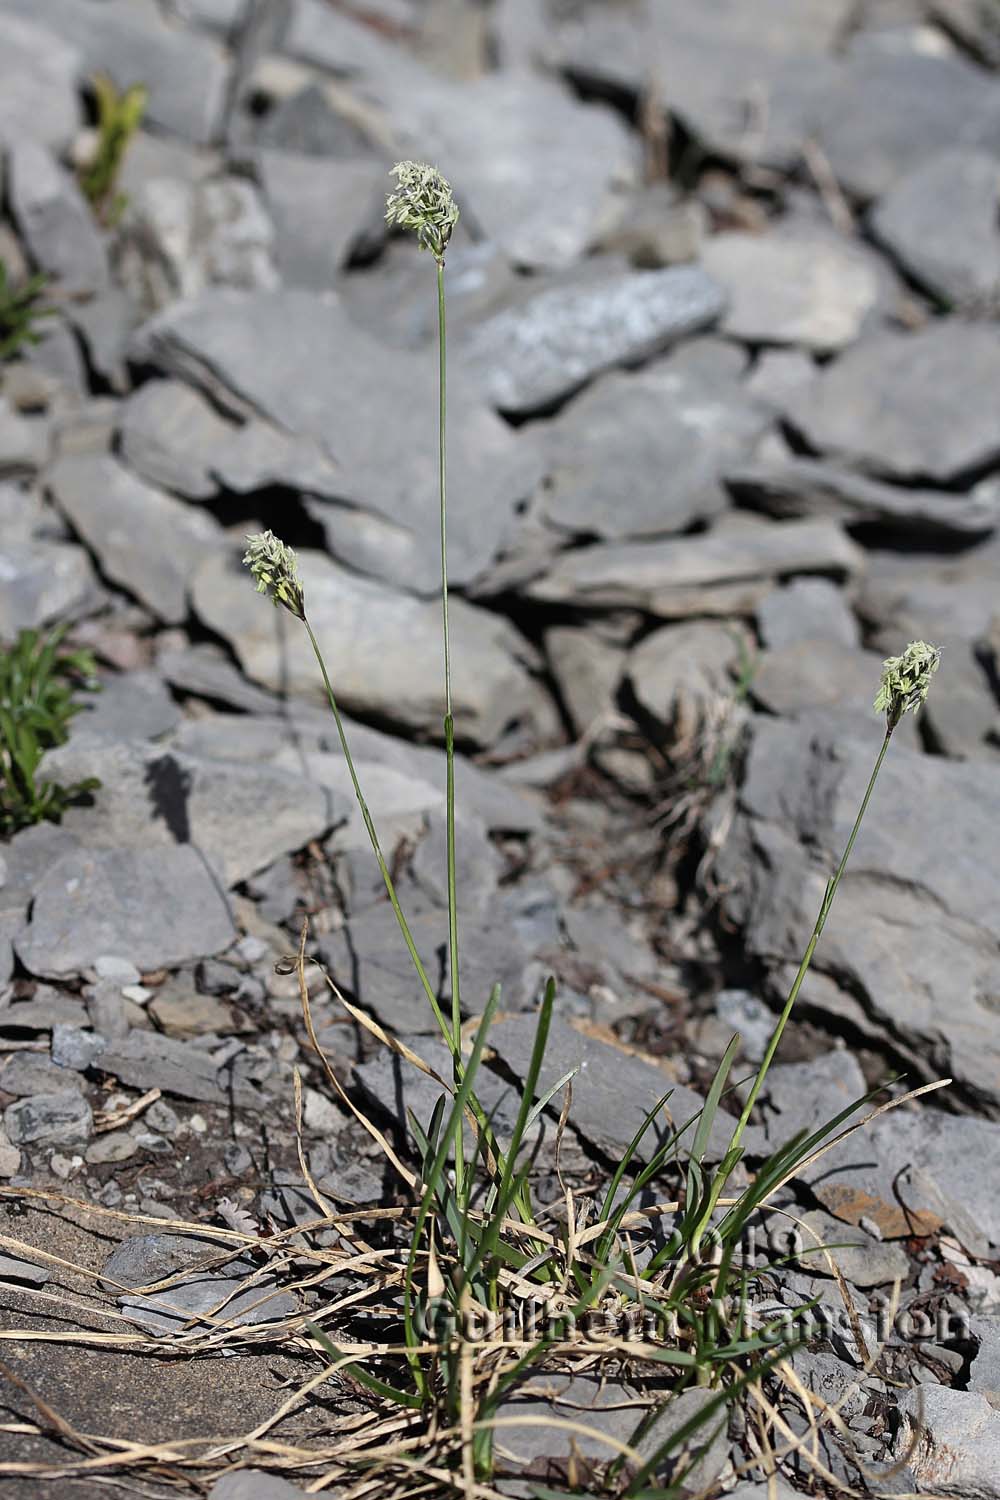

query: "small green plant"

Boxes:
[0, 626, 101, 837]
[0, 262, 52, 362]
[245, 165, 945, 1495]
[79, 72, 148, 227]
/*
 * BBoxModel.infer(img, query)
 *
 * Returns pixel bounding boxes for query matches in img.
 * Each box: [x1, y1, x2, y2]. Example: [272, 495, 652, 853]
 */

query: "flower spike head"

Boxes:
[385, 160, 459, 261]
[242, 530, 305, 621]
[874, 640, 940, 731]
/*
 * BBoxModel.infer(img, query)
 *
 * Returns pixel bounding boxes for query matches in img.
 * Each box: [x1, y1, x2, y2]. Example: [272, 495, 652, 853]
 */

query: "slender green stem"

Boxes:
[303, 616, 454, 1048]
[436, 255, 466, 1218]
[729, 726, 894, 1152]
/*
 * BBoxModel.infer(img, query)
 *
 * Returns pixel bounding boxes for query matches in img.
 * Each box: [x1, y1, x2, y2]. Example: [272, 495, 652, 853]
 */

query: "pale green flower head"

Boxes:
[874, 640, 940, 730]
[385, 160, 459, 260]
[242, 530, 305, 621]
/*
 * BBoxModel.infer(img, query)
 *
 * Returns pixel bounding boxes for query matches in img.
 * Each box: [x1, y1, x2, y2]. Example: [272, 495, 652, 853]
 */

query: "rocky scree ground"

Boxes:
[1, 1, 1000, 1498]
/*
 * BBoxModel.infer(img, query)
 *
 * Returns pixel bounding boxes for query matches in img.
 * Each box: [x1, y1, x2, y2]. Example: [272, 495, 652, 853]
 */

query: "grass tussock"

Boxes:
[0, 163, 947, 1499]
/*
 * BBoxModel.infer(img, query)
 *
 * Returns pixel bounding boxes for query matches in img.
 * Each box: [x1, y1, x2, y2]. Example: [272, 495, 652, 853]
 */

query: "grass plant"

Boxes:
[0, 165, 947, 1500]
[0, 260, 52, 362]
[237, 165, 946, 1494]
[78, 73, 148, 226]
[0, 625, 101, 836]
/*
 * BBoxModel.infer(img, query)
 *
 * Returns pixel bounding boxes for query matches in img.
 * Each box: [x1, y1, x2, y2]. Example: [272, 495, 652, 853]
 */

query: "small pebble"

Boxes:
[224, 1142, 253, 1175]
[48, 1152, 82, 1179]
[121, 985, 152, 1005]
[234, 935, 269, 965]
[51, 1023, 107, 1071]
[144, 1100, 180, 1136]
[93, 956, 142, 986]
[188, 1113, 208, 1135]
[85, 1131, 139, 1165]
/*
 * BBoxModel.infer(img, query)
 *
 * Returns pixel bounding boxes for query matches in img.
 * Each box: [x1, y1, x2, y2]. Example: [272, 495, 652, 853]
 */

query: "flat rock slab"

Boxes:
[191, 546, 543, 748]
[870, 147, 1000, 310]
[515, 1, 846, 170]
[814, 45, 1000, 201]
[537, 365, 768, 540]
[7, 141, 108, 299]
[460, 265, 725, 416]
[117, 378, 344, 503]
[209, 1472, 308, 1500]
[526, 516, 862, 615]
[3, 1089, 92, 1147]
[0, 1252, 51, 1286]
[119, 1273, 297, 1336]
[0, 540, 99, 636]
[727, 455, 998, 540]
[96, 1032, 267, 1108]
[72, 671, 180, 744]
[42, 736, 343, 887]
[701, 226, 886, 351]
[400, 71, 639, 271]
[757, 578, 859, 650]
[0, 14, 81, 151]
[15, 845, 236, 979]
[132, 289, 537, 594]
[723, 716, 1000, 1114]
[317, 903, 534, 1035]
[47, 453, 223, 625]
[486, 1013, 760, 1163]
[783, 322, 1000, 484]
[0, 0, 230, 145]
[258, 153, 386, 288]
[895, 1385, 1000, 1499]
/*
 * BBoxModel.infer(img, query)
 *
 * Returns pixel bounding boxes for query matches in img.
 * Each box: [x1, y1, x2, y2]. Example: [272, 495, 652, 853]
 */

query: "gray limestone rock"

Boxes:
[51, 1024, 106, 1071]
[0, 14, 81, 152]
[627, 621, 747, 735]
[317, 901, 535, 1035]
[487, 1013, 760, 1163]
[0, 1053, 83, 1096]
[15, 845, 237, 978]
[460, 265, 726, 416]
[41, 736, 342, 887]
[783, 323, 1000, 483]
[0, 0, 230, 146]
[526, 516, 863, 616]
[7, 140, 108, 298]
[209, 1471, 308, 1499]
[503, 0, 848, 170]
[123, 175, 277, 305]
[191, 546, 544, 748]
[750, 642, 888, 719]
[257, 152, 389, 287]
[4, 1088, 92, 1146]
[545, 626, 626, 737]
[702, 226, 887, 351]
[722, 717, 1000, 1114]
[794, 1207, 910, 1288]
[0, 400, 49, 476]
[131, 289, 538, 594]
[0, 1252, 51, 1286]
[757, 578, 860, 650]
[118, 379, 234, 499]
[537, 364, 768, 540]
[47, 453, 223, 624]
[400, 70, 639, 271]
[970, 1316, 1000, 1410]
[72, 671, 180, 744]
[97, 1031, 267, 1107]
[870, 147, 1000, 310]
[814, 44, 1000, 201]
[727, 455, 998, 540]
[0, 539, 100, 636]
[894, 1385, 1000, 1499]
[156, 642, 280, 715]
[119, 1272, 297, 1334]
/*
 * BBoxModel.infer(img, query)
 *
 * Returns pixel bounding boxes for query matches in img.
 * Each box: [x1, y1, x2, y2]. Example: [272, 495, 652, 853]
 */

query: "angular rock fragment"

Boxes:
[870, 148, 1000, 310]
[526, 516, 863, 615]
[461, 265, 726, 416]
[783, 324, 1000, 483]
[47, 454, 224, 624]
[191, 547, 544, 748]
[16, 846, 237, 978]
